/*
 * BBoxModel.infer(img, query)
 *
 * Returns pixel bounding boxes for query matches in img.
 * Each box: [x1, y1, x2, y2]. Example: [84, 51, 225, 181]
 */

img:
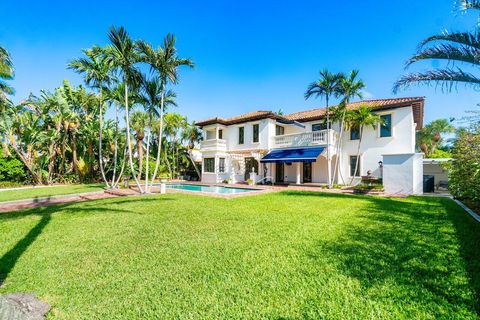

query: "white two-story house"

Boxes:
[196, 97, 425, 194]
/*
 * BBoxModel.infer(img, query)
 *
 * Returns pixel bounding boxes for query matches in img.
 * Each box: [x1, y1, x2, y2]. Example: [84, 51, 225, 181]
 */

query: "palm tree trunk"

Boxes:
[124, 81, 144, 193]
[144, 113, 152, 192]
[98, 90, 110, 188]
[136, 137, 144, 182]
[188, 149, 201, 179]
[326, 96, 332, 188]
[72, 131, 79, 180]
[149, 89, 165, 190]
[114, 146, 127, 187]
[350, 126, 363, 185]
[333, 104, 348, 185]
[111, 104, 119, 188]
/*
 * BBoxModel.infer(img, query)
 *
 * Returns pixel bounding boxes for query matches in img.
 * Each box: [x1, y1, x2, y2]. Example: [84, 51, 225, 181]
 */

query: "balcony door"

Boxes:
[275, 163, 284, 183]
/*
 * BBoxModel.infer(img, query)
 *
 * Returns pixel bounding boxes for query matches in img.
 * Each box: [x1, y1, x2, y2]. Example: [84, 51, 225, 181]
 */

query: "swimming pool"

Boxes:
[165, 183, 260, 194]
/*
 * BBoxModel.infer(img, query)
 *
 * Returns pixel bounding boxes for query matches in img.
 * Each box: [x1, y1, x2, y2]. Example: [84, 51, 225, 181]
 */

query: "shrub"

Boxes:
[0, 155, 27, 182]
[449, 129, 480, 209]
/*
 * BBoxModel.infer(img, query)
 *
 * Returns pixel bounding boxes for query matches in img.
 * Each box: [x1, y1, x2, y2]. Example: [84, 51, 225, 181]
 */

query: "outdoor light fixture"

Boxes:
[378, 160, 383, 168]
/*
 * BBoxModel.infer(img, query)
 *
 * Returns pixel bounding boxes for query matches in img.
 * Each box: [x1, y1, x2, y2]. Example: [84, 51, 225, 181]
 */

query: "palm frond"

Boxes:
[459, 0, 480, 11]
[406, 43, 480, 67]
[393, 68, 480, 93]
[419, 31, 480, 50]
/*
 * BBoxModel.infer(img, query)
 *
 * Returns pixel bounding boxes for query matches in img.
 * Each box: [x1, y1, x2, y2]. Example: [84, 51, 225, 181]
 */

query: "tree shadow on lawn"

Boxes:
[0, 195, 175, 287]
[282, 191, 480, 315]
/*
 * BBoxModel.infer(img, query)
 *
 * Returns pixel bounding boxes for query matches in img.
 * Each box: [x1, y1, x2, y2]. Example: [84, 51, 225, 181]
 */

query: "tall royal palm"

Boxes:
[334, 70, 365, 184]
[0, 45, 14, 111]
[137, 34, 193, 191]
[393, 1, 480, 93]
[105, 26, 144, 193]
[138, 76, 177, 189]
[347, 105, 382, 184]
[305, 69, 342, 188]
[69, 45, 113, 187]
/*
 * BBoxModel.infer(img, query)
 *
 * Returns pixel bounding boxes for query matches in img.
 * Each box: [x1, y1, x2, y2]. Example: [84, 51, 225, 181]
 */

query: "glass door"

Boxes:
[303, 162, 312, 183]
[275, 163, 284, 183]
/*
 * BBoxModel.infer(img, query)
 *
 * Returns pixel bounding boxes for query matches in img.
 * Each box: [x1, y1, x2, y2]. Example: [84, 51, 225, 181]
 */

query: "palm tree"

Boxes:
[304, 69, 342, 188]
[131, 110, 149, 181]
[138, 76, 177, 189]
[137, 34, 193, 191]
[393, 1, 480, 93]
[417, 119, 455, 156]
[0, 45, 14, 110]
[333, 70, 365, 184]
[164, 113, 186, 178]
[347, 104, 382, 184]
[182, 121, 202, 179]
[105, 26, 144, 193]
[69, 45, 114, 187]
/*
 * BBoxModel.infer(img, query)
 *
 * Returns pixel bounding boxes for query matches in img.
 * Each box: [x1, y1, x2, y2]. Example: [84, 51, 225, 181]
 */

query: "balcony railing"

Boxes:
[200, 139, 227, 151]
[273, 129, 336, 148]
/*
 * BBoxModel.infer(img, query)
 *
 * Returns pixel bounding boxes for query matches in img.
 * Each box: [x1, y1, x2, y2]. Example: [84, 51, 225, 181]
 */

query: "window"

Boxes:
[349, 155, 361, 177]
[312, 122, 328, 131]
[350, 127, 360, 140]
[380, 114, 392, 137]
[206, 130, 215, 140]
[218, 129, 223, 139]
[204, 158, 215, 173]
[252, 124, 259, 143]
[219, 158, 225, 173]
[238, 127, 244, 144]
[275, 125, 285, 136]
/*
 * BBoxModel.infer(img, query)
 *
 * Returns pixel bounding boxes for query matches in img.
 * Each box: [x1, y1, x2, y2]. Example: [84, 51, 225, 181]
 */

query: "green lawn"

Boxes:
[0, 184, 104, 203]
[0, 191, 479, 319]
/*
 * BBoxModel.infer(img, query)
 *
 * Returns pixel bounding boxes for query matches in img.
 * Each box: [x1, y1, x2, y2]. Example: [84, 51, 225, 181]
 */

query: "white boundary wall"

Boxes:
[383, 153, 423, 195]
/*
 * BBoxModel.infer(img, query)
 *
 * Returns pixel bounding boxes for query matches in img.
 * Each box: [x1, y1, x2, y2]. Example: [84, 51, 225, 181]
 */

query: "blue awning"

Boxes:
[260, 147, 325, 163]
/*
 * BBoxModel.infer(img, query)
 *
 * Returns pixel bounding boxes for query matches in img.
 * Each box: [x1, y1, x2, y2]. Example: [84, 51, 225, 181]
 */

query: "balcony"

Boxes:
[200, 139, 227, 152]
[272, 129, 336, 148]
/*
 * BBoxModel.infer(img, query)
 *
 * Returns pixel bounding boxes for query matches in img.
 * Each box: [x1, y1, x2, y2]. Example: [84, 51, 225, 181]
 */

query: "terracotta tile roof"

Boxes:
[196, 110, 289, 127]
[196, 97, 425, 129]
[285, 97, 425, 129]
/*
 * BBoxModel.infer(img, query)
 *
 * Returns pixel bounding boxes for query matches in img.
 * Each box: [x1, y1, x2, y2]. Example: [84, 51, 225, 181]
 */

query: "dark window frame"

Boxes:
[349, 155, 361, 177]
[204, 158, 215, 173]
[218, 129, 223, 140]
[252, 123, 259, 143]
[238, 127, 244, 144]
[275, 125, 285, 136]
[350, 127, 360, 140]
[380, 114, 392, 137]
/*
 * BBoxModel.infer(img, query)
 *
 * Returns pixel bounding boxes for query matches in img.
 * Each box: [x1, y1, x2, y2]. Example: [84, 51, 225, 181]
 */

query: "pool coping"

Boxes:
[163, 182, 275, 199]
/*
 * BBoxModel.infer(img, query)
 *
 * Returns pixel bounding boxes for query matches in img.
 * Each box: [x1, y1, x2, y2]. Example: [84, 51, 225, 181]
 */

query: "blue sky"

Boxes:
[2, 0, 479, 125]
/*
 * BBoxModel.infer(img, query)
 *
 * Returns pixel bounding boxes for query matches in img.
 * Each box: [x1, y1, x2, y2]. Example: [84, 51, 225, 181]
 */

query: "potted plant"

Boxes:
[247, 179, 254, 186]
[159, 173, 169, 183]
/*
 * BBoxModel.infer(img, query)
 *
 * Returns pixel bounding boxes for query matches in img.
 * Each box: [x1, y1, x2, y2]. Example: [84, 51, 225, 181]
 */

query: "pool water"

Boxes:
[165, 183, 260, 194]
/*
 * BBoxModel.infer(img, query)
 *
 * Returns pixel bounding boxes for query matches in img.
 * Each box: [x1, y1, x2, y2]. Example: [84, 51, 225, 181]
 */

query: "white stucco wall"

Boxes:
[199, 105, 418, 186]
[383, 153, 423, 195]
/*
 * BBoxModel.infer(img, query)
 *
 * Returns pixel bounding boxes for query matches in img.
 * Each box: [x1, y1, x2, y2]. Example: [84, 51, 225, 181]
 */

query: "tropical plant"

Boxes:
[416, 119, 456, 157]
[393, 0, 480, 92]
[304, 69, 343, 188]
[0, 45, 14, 110]
[137, 34, 193, 191]
[105, 26, 144, 192]
[69, 45, 114, 187]
[347, 105, 383, 184]
[182, 121, 202, 178]
[333, 70, 365, 184]
[137, 76, 177, 189]
[448, 127, 480, 210]
[131, 110, 149, 181]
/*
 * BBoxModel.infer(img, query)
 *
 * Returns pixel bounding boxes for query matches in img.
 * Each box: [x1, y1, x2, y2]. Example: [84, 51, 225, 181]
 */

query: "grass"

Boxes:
[0, 191, 479, 319]
[0, 183, 104, 203]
